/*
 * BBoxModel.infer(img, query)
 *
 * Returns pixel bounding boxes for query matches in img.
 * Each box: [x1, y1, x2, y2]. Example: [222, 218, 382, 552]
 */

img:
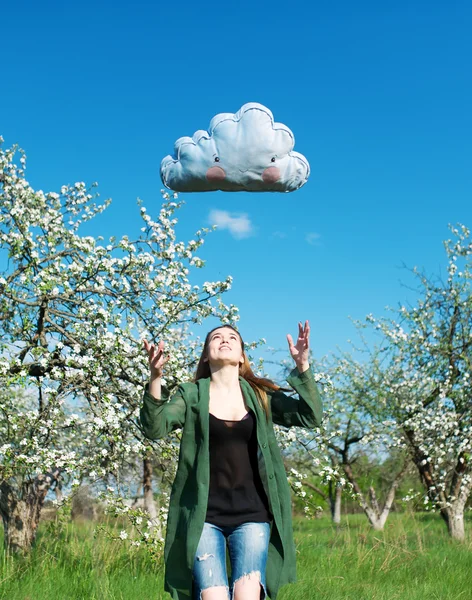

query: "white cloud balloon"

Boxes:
[160, 102, 310, 193]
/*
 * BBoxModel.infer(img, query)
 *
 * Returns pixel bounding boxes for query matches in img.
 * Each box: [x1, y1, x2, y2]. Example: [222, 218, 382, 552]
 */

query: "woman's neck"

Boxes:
[209, 364, 241, 392]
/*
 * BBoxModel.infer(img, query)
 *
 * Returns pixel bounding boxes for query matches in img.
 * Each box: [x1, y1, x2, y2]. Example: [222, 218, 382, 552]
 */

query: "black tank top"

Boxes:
[205, 409, 272, 527]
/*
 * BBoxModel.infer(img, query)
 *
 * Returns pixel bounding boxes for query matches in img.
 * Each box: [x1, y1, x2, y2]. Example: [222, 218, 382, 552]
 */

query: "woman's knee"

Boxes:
[200, 585, 230, 600]
[233, 571, 264, 600]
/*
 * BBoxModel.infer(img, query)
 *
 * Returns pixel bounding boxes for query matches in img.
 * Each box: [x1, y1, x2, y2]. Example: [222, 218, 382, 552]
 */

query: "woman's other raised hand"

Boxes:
[286, 320, 310, 373]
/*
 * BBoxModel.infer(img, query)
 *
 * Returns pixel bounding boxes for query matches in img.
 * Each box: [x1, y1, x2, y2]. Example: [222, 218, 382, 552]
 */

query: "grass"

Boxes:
[0, 512, 471, 599]
[289, 512, 472, 600]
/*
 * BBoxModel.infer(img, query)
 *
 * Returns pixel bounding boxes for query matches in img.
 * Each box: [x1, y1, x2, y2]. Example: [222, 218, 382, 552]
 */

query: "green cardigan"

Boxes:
[140, 367, 323, 600]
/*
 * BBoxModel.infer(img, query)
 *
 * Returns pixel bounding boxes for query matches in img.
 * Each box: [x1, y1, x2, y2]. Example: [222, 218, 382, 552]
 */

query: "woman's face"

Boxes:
[204, 327, 244, 368]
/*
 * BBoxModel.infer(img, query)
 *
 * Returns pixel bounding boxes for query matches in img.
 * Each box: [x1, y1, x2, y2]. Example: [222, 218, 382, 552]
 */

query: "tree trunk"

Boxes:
[369, 487, 380, 514]
[328, 480, 334, 519]
[442, 504, 466, 541]
[342, 461, 407, 531]
[1, 498, 41, 553]
[447, 510, 465, 541]
[404, 427, 471, 541]
[342, 463, 383, 529]
[54, 476, 63, 504]
[0, 470, 59, 553]
[143, 455, 162, 537]
[332, 483, 342, 525]
[327, 476, 343, 524]
[143, 457, 157, 521]
[375, 460, 408, 530]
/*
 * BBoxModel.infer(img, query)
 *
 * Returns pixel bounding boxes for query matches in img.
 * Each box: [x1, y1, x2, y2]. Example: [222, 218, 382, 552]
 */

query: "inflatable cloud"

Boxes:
[160, 102, 310, 193]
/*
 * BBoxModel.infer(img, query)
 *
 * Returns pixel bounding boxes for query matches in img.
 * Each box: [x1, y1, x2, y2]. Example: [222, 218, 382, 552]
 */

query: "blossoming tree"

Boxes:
[320, 351, 410, 530]
[0, 139, 239, 553]
[282, 350, 410, 529]
[360, 224, 472, 540]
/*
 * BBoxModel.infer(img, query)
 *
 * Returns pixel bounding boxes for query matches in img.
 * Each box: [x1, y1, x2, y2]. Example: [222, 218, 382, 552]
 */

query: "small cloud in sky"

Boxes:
[272, 231, 287, 239]
[305, 232, 321, 246]
[208, 209, 254, 239]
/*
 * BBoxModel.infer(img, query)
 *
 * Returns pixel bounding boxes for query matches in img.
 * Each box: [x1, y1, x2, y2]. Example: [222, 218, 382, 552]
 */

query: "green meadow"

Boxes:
[1, 513, 471, 600]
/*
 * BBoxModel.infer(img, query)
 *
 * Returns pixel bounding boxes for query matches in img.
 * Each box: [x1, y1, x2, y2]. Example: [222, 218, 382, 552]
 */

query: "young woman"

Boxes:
[141, 321, 322, 600]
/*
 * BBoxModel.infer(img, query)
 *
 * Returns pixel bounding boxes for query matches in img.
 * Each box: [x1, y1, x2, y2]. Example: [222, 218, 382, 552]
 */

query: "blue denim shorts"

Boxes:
[192, 521, 270, 599]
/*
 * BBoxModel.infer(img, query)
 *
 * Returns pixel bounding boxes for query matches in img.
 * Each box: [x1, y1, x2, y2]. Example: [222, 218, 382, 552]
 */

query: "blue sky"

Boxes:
[1, 1, 471, 377]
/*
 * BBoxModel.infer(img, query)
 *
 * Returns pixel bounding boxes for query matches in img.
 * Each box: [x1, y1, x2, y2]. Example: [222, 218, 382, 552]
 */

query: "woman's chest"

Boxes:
[208, 387, 249, 420]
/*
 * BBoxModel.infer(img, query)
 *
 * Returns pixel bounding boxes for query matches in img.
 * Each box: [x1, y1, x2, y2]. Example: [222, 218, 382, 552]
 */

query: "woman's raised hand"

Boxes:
[143, 339, 170, 380]
[286, 320, 310, 372]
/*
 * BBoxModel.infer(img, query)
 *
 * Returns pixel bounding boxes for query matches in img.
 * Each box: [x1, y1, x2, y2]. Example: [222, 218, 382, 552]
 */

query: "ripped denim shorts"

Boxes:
[192, 521, 270, 599]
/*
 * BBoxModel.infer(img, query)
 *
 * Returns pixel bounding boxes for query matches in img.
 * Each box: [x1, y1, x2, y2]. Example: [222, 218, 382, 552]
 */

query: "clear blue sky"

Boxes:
[1, 1, 471, 376]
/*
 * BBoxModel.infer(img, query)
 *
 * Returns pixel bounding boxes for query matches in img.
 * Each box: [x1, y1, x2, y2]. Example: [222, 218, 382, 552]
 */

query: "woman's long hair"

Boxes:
[193, 324, 283, 420]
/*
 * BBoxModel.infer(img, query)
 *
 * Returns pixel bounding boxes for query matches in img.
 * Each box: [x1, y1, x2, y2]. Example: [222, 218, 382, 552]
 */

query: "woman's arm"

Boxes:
[270, 320, 323, 428]
[140, 338, 185, 439]
[139, 385, 186, 440]
[270, 365, 323, 429]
